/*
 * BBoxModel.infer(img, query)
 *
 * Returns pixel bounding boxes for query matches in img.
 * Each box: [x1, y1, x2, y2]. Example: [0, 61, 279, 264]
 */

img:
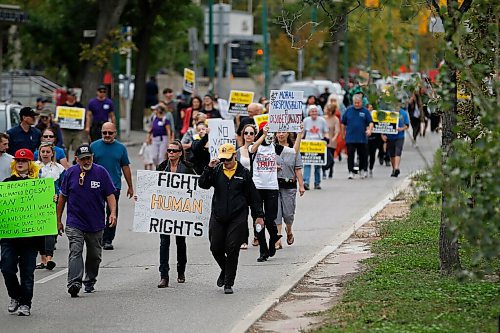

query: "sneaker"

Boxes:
[304, 184, 310, 191]
[314, 184, 322, 190]
[348, 172, 354, 179]
[17, 305, 30, 316]
[390, 170, 396, 177]
[369, 170, 373, 177]
[217, 271, 225, 287]
[103, 243, 114, 250]
[8, 298, 19, 313]
[361, 171, 368, 179]
[224, 285, 234, 294]
[394, 169, 400, 177]
[84, 285, 95, 293]
[68, 285, 80, 298]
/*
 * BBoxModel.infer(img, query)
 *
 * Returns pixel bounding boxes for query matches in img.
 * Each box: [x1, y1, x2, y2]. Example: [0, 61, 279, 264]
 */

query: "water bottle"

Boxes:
[255, 223, 263, 233]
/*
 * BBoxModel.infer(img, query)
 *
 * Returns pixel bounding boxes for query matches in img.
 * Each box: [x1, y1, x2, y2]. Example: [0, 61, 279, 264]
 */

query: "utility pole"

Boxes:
[343, 16, 349, 88]
[208, 0, 215, 92]
[262, 0, 269, 98]
[216, 3, 224, 95]
[310, 6, 317, 78]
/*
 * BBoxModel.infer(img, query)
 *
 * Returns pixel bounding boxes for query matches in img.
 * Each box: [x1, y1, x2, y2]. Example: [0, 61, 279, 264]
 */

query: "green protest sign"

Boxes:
[0, 178, 57, 238]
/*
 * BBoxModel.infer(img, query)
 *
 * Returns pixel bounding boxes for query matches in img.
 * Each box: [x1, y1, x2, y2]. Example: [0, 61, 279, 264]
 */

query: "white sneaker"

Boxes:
[361, 171, 368, 179]
[17, 305, 30, 316]
[369, 170, 373, 177]
[348, 172, 354, 179]
[8, 298, 19, 313]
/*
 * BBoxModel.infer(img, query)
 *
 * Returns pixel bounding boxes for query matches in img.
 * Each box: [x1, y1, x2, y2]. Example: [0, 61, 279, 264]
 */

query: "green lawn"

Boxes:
[316, 194, 500, 333]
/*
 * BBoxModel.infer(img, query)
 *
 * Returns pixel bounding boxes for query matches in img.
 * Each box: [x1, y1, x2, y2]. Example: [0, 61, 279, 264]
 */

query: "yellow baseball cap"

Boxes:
[218, 143, 236, 159]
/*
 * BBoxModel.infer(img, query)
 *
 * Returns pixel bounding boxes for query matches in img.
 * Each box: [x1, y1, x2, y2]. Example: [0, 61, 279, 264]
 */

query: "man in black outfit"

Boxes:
[199, 143, 264, 294]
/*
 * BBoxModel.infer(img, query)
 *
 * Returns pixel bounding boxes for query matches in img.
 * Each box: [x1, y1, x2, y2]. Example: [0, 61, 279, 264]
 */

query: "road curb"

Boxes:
[229, 175, 414, 333]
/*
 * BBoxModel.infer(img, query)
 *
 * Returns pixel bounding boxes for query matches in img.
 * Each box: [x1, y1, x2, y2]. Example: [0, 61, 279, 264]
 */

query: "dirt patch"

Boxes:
[249, 190, 413, 333]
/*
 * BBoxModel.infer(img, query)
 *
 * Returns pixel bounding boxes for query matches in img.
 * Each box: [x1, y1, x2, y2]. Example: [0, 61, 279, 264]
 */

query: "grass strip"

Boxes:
[316, 194, 500, 333]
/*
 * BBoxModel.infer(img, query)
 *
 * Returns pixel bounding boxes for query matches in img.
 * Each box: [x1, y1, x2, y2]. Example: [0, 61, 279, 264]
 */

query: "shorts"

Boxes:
[387, 138, 404, 157]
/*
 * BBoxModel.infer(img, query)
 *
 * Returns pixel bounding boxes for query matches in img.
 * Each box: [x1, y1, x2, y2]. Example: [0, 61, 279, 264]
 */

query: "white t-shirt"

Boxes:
[0, 153, 13, 181]
[303, 116, 328, 140]
[250, 143, 278, 190]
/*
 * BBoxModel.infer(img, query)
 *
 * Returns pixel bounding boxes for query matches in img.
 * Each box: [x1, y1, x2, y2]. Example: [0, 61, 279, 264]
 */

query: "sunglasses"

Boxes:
[167, 149, 181, 153]
[79, 171, 85, 186]
[244, 131, 255, 136]
[219, 157, 232, 162]
[102, 131, 115, 135]
[43, 134, 55, 138]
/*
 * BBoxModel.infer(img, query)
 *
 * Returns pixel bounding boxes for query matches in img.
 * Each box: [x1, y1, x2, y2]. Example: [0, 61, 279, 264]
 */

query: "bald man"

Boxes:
[90, 122, 134, 250]
[236, 102, 263, 146]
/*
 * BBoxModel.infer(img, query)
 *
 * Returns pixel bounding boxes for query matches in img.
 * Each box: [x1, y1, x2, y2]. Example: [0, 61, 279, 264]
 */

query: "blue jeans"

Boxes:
[1, 241, 37, 307]
[303, 165, 322, 186]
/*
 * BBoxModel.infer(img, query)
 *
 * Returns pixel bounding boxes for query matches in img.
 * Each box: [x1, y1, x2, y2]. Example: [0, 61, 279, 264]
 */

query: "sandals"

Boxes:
[287, 233, 294, 245]
[240, 243, 248, 250]
[275, 241, 283, 250]
[35, 263, 46, 269]
[252, 238, 259, 246]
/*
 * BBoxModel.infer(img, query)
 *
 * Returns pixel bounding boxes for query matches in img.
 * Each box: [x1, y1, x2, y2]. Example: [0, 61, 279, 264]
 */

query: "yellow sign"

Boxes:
[183, 68, 195, 93]
[228, 90, 254, 115]
[55, 106, 86, 130]
[299, 140, 327, 165]
[371, 110, 398, 134]
[253, 114, 268, 129]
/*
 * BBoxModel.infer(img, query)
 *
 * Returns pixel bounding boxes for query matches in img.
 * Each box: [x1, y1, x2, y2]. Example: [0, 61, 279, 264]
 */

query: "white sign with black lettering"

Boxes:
[268, 90, 303, 132]
[207, 119, 237, 159]
[133, 170, 213, 238]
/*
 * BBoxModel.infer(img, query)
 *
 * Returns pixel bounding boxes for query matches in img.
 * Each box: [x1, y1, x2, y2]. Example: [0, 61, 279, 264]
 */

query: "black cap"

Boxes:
[75, 144, 93, 159]
[20, 107, 39, 118]
[97, 84, 107, 91]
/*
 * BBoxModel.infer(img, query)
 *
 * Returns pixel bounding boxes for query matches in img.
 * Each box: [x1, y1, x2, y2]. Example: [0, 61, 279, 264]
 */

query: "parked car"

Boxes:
[0, 102, 22, 133]
[280, 81, 321, 102]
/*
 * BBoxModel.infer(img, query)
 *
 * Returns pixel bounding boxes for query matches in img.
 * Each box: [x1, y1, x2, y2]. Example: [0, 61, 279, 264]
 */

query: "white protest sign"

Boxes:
[133, 170, 213, 238]
[207, 119, 236, 159]
[268, 90, 303, 132]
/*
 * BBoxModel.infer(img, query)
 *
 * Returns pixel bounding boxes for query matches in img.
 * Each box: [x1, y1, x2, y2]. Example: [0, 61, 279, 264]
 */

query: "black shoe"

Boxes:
[314, 184, 322, 190]
[390, 170, 396, 177]
[157, 278, 169, 288]
[68, 285, 80, 298]
[268, 235, 282, 258]
[217, 271, 225, 287]
[385, 160, 391, 167]
[84, 285, 95, 293]
[257, 254, 269, 262]
[177, 273, 185, 283]
[46, 260, 56, 270]
[224, 285, 233, 294]
[304, 184, 310, 191]
[103, 243, 114, 250]
[394, 169, 400, 177]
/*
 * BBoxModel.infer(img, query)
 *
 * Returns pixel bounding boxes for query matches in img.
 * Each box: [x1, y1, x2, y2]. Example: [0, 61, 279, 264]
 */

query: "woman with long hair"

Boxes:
[181, 96, 203, 136]
[155, 140, 196, 288]
[322, 103, 340, 179]
[35, 142, 65, 270]
[34, 128, 69, 168]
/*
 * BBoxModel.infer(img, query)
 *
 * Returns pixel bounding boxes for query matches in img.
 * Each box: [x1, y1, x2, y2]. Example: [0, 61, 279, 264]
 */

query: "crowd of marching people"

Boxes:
[0, 80, 436, 315]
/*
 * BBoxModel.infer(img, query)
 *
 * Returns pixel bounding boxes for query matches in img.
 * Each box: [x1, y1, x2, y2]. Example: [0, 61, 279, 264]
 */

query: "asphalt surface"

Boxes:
[1, 130, 440, 332]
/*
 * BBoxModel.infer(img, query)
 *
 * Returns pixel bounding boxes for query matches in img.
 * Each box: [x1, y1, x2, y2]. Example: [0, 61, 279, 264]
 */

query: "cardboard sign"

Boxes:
[133, 171, 213, 238]
[0, 178, 57, 238]
[207, 119, 237, 159]
[228, 90, 254, 115]
[299, 140, 327, 165]
[55, 106, 86, 130]
[371, 110, 398, 134]
[268, 90, 303, 132]
[253, 114, 269, 131]
[183, 68, 195, 93]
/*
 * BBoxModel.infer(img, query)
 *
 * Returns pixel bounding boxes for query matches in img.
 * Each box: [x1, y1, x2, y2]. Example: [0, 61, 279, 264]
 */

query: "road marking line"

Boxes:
[36, 269, 68, 284]
[229, 176, 413, 333]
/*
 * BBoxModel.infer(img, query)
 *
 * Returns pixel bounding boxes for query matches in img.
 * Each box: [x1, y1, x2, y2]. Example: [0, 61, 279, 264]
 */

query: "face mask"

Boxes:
[264, 133, 274, 145]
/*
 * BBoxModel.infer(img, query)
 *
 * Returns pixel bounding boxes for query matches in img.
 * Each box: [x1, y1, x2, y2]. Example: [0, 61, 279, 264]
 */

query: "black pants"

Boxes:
[322, 147, 335, 178]
[368, 137, 384, 170]
[255, 189, 279, 257]
[1, 242, 37, 307]
[40, 235, 56, 257]
[159, 235, 187, 279]
[347, 143, 368, 172]
[104, 190, 120, 245]
[209, 211, 248, 287]
[410, 117, 421, 141]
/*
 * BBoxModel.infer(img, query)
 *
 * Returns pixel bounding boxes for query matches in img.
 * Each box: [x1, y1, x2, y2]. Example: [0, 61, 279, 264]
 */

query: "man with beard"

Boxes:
[248, 122, 281, 262]
[57, 144, 116, 297]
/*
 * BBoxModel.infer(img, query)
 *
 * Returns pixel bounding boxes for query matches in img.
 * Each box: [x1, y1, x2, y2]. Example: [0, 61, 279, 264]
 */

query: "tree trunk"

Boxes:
[327, 19, 344, 81]
[79, 0, 128, 105]
[130, 0, 163, 131]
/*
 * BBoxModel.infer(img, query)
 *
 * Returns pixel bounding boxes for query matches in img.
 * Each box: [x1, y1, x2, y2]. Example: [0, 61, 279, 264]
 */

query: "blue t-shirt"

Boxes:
[341, 106, 373, 144]
[6, 125, 42, 155]
[87, 97, 114, 123]
[34, 146, 66, 163]
[387, 109, 410, 141]
[91, 139, 130, 190]
[60, 163, 116, 232]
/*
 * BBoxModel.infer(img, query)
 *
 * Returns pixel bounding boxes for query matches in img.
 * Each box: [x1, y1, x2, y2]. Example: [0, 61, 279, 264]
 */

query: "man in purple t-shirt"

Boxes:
[57, 144, 116, 297]
[85, 84, 116, 142]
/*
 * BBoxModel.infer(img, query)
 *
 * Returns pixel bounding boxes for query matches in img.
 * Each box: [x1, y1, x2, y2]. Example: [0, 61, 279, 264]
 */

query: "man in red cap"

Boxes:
[1, 148, 42, 316]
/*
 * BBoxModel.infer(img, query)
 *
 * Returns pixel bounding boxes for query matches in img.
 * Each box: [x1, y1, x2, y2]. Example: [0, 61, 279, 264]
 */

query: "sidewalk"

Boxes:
[120, 129, 148, 147]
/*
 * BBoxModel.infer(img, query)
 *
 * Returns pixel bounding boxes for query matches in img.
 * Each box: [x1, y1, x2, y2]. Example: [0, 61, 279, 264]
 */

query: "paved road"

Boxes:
[1, 132, 439, 332]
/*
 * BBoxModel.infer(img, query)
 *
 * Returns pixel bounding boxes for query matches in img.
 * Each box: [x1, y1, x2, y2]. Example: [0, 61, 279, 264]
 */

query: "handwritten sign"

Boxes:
[253, 114, 269, 131]
[299, 140, 327, 165]
[268, 90, 303, 132]
[228, 90, 254, 115]
[133, 170, 213, 237]
[371, 110, 398, 134]
[55, 106, 86, 130]
[207, 119, 236, 159]
[183, 68, 195, 93]
[0, 178, 57, 238]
